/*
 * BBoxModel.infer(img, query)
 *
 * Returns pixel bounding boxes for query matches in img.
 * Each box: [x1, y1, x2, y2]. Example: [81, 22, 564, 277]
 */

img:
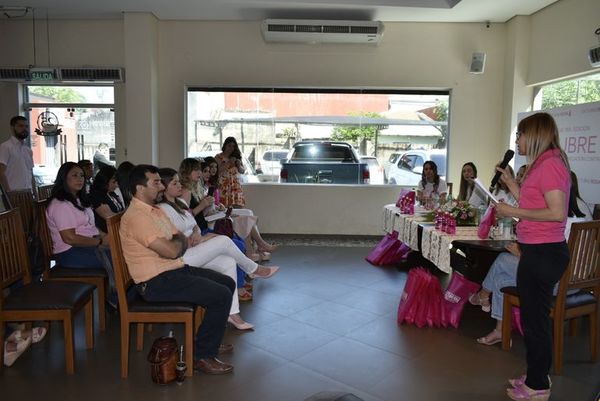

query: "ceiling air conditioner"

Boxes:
[261, 19, 384, 44]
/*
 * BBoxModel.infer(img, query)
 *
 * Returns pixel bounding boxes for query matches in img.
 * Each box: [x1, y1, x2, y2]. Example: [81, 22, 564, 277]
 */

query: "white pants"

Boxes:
[183, 235, 258, 315]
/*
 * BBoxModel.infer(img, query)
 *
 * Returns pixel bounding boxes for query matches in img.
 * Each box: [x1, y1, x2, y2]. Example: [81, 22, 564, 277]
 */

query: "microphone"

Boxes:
[490, 149, 515, 189]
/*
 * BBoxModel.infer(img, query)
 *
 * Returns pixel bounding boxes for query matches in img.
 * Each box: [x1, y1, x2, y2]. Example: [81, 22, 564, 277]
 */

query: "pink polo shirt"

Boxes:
[516, 149, 570, 244]
[46, 199, 99, 254]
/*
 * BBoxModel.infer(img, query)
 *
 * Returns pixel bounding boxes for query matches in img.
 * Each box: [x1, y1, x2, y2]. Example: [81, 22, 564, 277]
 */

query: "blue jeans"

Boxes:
[55, 246, 117, 305]
[482, 252, 518, 321]
[138, 265, 234, 359]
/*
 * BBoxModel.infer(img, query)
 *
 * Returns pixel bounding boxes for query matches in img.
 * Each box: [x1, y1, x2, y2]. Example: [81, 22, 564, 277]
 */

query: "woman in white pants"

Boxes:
[157, 168, 279, 330]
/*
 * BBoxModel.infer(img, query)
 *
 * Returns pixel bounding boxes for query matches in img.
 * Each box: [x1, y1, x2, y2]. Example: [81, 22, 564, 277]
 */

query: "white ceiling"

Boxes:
[0, 0, 559, 23]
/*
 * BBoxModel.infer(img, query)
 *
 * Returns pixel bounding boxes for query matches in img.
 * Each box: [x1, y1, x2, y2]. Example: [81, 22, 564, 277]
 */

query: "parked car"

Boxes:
[383, 152, 403, 181]
[256, 149, 289, 181]
[280, 141, 369, 184]
[387, 149, 447, 187]
[359, 156, 385, 185]
[188, 150, 260, 183]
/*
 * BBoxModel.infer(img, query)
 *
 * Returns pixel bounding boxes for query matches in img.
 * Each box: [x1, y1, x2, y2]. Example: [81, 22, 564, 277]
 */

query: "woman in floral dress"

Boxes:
[215, 137, 246, 208]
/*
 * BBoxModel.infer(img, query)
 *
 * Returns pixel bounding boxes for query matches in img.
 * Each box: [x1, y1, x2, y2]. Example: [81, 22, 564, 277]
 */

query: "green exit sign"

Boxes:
[29, 68, 57, 81]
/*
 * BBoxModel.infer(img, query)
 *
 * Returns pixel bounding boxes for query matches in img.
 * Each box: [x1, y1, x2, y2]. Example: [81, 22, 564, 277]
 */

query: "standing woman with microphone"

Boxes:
[495, 113, 570, 401]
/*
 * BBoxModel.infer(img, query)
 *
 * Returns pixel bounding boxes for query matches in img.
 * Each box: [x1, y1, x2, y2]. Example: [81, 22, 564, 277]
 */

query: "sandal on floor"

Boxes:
[246, 253, 261, 263]
[509, 375, 552, 389]
[476, 329, 503, 346]
[468, 292, 491, 313]
[238, 288, 253, 302]
[258, 244, 278, 253]
[4, 334, 32, 367]
[259, 252, 271, 261]
[507, 383, 550, 401]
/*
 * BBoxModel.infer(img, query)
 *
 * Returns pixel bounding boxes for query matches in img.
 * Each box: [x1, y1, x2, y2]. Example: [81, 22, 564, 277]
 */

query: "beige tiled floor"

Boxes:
[2, 246, 599, 401]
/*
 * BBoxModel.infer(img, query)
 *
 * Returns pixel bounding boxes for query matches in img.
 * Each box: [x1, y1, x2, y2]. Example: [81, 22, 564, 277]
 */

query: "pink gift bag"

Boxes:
[366, 231, 400, 266]
[441, 273, 481, 328]
[477, 205, 497, 239]
[511, 307, 524, 336]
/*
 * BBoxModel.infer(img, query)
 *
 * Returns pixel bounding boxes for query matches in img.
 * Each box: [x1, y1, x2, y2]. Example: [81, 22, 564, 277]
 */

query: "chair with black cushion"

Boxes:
[501, 220, 600, 374]
[106, 213, 204, 378]
[0, 208, 95, 374]
[7, 190, 35, 237]
[36, 199, 108, 330]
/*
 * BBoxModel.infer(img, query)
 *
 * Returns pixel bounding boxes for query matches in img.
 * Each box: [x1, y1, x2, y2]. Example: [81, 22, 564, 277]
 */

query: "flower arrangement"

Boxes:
[438, 200, 476, 226]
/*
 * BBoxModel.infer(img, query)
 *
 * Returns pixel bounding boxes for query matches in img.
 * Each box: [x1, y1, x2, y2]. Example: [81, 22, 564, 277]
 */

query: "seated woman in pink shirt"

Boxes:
[46, 162, 117, 307]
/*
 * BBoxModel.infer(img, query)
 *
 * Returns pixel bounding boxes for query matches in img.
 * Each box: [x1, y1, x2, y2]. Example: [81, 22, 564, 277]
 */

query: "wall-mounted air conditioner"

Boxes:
[261, 19, 384, 44]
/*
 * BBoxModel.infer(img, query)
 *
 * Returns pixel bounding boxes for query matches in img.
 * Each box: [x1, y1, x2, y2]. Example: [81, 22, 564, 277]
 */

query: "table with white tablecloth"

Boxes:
[383, 204, 482, 274]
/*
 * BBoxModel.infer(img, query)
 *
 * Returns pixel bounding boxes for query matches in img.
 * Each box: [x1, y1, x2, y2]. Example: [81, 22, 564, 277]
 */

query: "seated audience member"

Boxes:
[120, 164, 237, 374]
[89, 165, 125, 234]
[157, 167, 278, 330]
[416, 160, 447, 206]
[114, 161, 135, 208]
[182, 159, 278, 262]
[179, 158, 210, 231]
[469, 171, 591, 345]
[457, 162, 485, 207]
[492, 163, 516, 205]
[77, 159, 94, 194]
[46, 162, 117, 307]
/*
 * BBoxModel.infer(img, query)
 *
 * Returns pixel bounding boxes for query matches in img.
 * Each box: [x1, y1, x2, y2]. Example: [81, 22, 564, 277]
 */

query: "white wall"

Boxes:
[528, 0, 600, 85]
[1, 0, 598, 234]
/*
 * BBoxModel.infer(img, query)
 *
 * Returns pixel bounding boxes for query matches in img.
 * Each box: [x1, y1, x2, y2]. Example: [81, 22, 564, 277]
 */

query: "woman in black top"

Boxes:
[89, 165, 125, 234]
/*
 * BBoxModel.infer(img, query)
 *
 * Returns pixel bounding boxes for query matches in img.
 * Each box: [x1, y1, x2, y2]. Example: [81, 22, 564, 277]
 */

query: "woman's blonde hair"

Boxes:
[178, 158, 202, 199]
[518, 112, 570, 181]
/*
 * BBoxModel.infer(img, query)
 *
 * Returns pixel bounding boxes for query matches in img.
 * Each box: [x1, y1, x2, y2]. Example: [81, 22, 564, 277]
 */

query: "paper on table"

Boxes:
[473, 178, 499, 204]
[205, 212, 226, 222]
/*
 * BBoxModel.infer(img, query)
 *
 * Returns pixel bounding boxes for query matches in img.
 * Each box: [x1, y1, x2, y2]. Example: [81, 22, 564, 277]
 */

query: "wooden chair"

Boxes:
[0, 208, 95, 374]
[501, 220, 600, 374]
[106, 213, 203, 378]
[36, 184, 54, 201]
[36, 200, 108, 330]
[7, 190, 35, 237]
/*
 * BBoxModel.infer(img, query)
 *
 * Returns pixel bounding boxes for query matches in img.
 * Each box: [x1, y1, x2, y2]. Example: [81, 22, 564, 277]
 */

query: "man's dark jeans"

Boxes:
[138, 265, 234, 359]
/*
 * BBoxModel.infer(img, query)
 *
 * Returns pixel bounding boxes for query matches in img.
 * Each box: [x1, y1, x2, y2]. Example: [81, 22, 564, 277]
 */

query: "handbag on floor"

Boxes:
[511, 306, 524, 336]
[398, 267, 440, 327]
[441, 272, 480, 328]
[147, 335, 179, 385]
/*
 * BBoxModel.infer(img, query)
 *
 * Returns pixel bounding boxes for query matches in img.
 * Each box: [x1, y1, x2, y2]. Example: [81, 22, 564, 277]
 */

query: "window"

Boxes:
[24, 85, 115, 184]
[186, 88, 450, 185]
[535, 72, 600, 110]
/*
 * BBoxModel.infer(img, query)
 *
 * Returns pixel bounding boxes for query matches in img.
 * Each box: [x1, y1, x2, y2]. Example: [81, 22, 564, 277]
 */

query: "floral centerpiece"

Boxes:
[438, 199, 477, 226]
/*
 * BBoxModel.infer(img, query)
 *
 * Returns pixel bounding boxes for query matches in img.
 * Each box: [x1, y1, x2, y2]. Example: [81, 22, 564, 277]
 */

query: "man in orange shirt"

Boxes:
[120, 164, 235, 375]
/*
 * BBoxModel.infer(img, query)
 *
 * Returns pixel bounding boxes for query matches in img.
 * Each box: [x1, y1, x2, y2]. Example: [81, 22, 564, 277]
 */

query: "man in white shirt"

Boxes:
[0, 116, 34, 192]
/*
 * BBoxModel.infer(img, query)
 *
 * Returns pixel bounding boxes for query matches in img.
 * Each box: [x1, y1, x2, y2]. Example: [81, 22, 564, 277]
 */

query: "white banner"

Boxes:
[517, 101, 600, 204]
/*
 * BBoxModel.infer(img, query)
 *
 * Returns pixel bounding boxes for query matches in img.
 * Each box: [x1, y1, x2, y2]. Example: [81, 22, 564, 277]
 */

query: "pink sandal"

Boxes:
[506, 383, 550, 401]
[509, 375, 552, 389]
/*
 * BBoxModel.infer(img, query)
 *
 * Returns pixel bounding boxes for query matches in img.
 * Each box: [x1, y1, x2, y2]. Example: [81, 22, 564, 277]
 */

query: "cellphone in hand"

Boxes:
[207, 187, 215, 196]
